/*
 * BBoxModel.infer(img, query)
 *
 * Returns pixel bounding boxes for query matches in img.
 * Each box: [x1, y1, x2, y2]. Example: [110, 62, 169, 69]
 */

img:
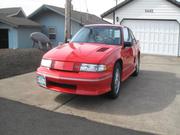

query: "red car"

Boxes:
[37, 24, 140, 98]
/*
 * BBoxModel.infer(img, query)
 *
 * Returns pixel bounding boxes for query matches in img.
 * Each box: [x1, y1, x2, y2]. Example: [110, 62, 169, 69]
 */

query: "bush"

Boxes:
[0, 48, 45, 79]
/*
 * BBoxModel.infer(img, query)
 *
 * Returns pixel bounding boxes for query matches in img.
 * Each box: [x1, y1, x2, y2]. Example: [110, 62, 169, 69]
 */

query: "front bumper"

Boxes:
[36, 67, 112, 96]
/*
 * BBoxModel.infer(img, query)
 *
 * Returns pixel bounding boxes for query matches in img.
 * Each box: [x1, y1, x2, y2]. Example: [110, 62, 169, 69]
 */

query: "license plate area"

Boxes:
[37, 75, 46, 87]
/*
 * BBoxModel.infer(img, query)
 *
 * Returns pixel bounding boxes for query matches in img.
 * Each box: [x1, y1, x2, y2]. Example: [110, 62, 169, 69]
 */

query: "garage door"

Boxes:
[122, 20, 179, 56]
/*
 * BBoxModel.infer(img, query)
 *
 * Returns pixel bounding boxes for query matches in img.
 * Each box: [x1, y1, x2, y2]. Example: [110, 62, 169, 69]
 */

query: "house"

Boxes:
[0, 7, 26, 18]
[29, 4, 109, 46]
[0, 7, 41, 49]
[101, 0, 180, 56]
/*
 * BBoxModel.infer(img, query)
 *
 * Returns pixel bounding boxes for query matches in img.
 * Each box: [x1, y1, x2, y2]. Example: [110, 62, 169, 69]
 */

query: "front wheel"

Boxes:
[107, 63, 122, 99]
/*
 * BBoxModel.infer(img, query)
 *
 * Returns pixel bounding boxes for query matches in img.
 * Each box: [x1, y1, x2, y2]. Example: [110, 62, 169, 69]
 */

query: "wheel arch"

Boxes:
[114, 58, 123, 70]
[138, 51, 141, 57]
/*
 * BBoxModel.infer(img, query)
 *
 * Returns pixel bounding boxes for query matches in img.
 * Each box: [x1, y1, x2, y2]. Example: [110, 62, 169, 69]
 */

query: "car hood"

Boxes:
[43, 42, 119, 63]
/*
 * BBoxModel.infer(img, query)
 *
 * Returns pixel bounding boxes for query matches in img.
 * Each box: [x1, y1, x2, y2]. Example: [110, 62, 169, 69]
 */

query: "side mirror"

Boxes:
[64, 38, 71, 43]
[124, 41, 132, 48]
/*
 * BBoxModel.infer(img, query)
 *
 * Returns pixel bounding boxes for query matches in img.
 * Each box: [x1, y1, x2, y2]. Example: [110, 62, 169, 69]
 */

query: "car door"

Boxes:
[129, 29, 138, 68]
[121, 27, 134, 78]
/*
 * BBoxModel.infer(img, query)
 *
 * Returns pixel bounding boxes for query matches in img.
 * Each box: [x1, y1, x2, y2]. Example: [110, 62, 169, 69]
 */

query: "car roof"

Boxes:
[84, 24, 126, 28]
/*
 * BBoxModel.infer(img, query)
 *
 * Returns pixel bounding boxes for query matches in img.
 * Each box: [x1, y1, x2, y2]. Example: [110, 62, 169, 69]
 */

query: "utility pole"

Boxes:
[115, 0, 119, 6]
[64, 0, 71, 43]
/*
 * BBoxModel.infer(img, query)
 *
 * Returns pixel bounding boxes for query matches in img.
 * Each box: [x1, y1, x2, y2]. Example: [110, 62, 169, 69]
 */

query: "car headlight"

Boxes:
[41, 59, 52, 68]
[80, 63, 107, 72]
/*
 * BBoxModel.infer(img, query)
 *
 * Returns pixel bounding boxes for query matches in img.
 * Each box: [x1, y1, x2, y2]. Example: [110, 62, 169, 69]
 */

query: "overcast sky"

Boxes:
[0, 0, 123, 17]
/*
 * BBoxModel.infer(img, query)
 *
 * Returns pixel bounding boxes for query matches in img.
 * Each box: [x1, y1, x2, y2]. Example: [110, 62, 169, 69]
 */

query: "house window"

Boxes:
[48, 27, 56, 40]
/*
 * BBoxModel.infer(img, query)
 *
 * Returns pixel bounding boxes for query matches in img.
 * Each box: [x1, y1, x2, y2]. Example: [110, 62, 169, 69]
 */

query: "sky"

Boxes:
[0, 0, 123, 17]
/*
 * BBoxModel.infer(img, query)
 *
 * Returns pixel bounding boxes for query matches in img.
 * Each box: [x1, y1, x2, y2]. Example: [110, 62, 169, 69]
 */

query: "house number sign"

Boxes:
[145, 9, 154, 13]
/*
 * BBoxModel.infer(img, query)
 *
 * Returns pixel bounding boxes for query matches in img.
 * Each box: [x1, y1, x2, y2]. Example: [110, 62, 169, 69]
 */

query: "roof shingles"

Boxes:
[0, 7, 40, 27]
[0, 7, 21, 16]
[29, 5, 109, 25]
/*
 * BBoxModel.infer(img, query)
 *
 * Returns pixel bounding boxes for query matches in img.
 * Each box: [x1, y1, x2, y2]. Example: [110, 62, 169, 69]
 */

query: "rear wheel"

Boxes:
[107, 62, 122, 99]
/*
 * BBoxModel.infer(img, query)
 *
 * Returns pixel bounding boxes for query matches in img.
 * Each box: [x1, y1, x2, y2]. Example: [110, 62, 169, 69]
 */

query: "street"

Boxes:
[0, 97, 153, 135]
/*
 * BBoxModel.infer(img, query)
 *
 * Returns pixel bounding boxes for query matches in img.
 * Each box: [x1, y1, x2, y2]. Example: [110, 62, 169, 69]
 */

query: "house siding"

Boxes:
[71, 20, 82, 37]
[32, 10, 82, 46]
[0, 23, 41, 49]
[11, 29, 18, 49]
[17, 27, 41, 48]
[0, 23, 18, 49]
[114, 0, 180, 24]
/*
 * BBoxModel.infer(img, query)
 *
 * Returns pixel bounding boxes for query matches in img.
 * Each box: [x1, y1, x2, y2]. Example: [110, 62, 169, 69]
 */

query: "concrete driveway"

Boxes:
[0, 55, 180, 135]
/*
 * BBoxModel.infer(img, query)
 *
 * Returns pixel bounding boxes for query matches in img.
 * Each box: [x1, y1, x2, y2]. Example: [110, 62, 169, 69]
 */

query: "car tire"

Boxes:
[107, 62, 122, 99]
[132, 55, 140, 77]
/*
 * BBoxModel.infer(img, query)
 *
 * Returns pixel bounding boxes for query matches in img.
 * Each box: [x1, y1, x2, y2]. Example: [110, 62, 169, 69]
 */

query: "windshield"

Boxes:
[71, 26, 122, 45]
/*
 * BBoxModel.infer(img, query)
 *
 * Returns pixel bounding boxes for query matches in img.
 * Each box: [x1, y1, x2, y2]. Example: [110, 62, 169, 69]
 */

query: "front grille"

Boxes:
[48, 81, 77, 90]
[52, 68, 79, 73]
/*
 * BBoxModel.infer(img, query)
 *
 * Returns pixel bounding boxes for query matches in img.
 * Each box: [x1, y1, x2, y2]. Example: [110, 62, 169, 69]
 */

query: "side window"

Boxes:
[123, 27, 133, 42]
[123, 28, 129, 42]
[129, 29, 136, 43]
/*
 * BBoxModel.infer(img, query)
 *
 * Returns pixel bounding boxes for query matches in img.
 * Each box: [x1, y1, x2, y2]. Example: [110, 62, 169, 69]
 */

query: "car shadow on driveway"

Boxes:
[55, 70, 180, 115]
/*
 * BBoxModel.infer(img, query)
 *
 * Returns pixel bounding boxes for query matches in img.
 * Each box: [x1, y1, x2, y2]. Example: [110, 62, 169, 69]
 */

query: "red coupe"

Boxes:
[37, 24, 140, 98]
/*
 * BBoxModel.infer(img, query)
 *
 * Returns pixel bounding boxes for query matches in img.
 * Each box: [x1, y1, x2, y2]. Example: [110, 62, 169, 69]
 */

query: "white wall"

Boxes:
[112, 0, 180, 24]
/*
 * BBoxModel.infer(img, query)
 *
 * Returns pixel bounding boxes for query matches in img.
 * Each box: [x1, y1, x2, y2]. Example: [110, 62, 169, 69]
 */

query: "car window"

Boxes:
[123, 28, 133, 43]
[71, 26, 122, 45]
[123, 28, 128, 42]
[129, 29, 136, 43]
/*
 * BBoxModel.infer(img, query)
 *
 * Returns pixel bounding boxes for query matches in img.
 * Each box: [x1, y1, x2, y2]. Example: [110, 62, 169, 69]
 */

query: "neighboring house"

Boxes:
[101, 0, 180, 56]
[0, 7, 26, 18]
[29, 5, 109, 46]
[0, 7, 41, 49]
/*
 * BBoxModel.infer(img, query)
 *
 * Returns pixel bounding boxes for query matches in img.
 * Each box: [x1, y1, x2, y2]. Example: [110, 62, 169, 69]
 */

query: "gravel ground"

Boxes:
[0, 48, 45, 79]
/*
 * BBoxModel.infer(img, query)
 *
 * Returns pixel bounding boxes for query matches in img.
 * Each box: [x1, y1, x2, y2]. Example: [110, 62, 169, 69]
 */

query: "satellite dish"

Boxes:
[30, 32, 52, 51]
